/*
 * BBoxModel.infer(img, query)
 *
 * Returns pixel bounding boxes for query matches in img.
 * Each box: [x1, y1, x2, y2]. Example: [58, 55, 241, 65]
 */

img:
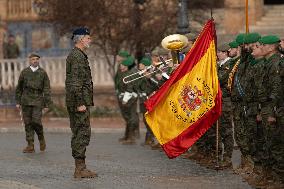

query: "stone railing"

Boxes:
[0, 56, 114, 91]
[5, 0, 38, 21]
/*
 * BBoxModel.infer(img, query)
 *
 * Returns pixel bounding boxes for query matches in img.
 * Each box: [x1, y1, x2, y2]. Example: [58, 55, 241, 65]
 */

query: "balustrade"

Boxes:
[0, 57, 114, 90]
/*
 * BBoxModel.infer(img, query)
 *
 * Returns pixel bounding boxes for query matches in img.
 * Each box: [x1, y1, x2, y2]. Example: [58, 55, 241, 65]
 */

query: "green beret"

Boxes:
[235, 33, 246, 44]
[259, 35, 280, 45]
[228, 41, 239, 48]
[118, 50, 130, 58]
[217, 43, 230, 52]
[121, 56, 135, 66]
[140, 57, 152, 66]
[29, 53, 40, 58]
[244, 33, 261, 44]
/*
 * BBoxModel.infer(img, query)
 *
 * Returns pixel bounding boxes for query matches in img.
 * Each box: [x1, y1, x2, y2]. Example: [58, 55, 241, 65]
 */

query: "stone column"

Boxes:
[224, 0, 264, 35]
[224, 0, 245, 35]
[248, 0, 264, 26]
[0, 20, 7, 59]
[0, 0, 7, 59]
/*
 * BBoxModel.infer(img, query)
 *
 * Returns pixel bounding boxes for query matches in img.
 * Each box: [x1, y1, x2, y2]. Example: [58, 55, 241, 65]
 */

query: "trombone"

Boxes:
[122, 57, 173, 84]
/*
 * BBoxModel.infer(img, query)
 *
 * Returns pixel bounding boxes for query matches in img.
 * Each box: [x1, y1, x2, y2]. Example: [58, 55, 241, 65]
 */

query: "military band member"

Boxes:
[117, 56, 139, 144]
[15, 53, 52, 153]
[136, 57, 156, 145]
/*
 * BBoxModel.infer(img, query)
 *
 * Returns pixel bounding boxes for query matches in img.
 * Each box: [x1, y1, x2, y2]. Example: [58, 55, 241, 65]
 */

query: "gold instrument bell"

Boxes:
[161, 34, 189, 51]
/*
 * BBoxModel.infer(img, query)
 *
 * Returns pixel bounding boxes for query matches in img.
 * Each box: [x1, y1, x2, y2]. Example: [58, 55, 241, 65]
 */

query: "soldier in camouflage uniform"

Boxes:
[15, 53, 52, 153]
[230, 33, 261, 175]
[3, 34, 20, 59]
[244, 40, 267, 186]
[258, 35, 284, 187]
[117, 56, 139, 144]
[277, 38, 284, 187]
[216, 43, 234, 168]
[65, 27, 97, 178]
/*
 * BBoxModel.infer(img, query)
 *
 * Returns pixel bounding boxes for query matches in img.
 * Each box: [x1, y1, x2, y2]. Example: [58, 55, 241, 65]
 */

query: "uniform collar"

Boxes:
[74, 47, 88, 60]
[218, 57, 231, 67]
[30, 66, 39, 72]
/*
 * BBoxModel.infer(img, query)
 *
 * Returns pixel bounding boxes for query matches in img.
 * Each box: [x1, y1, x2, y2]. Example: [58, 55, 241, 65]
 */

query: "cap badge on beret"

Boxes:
[71, 27, 90, 39]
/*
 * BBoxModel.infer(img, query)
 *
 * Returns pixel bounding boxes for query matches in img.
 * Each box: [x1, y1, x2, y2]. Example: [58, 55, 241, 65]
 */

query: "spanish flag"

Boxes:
[145, 19, 222, 159]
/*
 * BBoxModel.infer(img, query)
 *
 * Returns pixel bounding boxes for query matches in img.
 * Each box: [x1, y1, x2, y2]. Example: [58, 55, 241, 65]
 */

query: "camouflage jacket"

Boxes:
[3, 43, 20, 59]
[218, 58, 232, 98]
[260, 54, 283, 116]
[230, 52, 252, 102]
[15, 67, 52, 107]
[280, 56, 284, 107]
[65, 47, 94, 108]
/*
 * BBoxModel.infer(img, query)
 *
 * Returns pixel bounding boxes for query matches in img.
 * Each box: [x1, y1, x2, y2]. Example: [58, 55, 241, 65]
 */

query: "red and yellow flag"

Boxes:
[144, 19, 222, 159]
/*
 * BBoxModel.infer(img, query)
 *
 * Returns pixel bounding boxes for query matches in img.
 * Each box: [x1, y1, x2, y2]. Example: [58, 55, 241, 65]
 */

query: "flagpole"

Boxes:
[245, 0, 249, 33]
[215, 120, 220, 170]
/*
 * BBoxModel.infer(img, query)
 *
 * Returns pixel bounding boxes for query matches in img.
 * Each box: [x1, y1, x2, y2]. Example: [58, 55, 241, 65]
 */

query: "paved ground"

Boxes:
[0, 132, 252, 189]
[0, 118, 127, 133]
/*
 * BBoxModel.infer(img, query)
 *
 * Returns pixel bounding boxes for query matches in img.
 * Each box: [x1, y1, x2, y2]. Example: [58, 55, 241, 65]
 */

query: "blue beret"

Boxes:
[72, 27, 90, 39]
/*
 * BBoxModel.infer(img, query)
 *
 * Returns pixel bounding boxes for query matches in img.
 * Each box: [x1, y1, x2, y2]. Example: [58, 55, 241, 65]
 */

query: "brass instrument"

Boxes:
[122, 34, 188, 84]
[122, 58, 173, 84]
[161, 34, 189, 51]
[161, 34, 189, 65]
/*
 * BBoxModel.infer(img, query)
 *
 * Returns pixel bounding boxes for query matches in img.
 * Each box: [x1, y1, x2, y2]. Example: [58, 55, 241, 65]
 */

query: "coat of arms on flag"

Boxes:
[144, 19, 222, 159]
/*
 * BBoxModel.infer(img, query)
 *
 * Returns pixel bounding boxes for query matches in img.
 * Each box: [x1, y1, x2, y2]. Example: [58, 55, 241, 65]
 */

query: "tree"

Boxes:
[43, 0, 177, 77]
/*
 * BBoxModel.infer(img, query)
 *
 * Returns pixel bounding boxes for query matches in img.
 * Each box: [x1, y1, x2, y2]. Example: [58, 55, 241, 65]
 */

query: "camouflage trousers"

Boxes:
[242, 102, 265, 166]
[140, 102, 153, 139]
[218, 98, 233, 158]
[232, 101, 252, 157]
[262, 105, 284, 179]
[118, 99, 139, 138]
[67, 106, 91, 160]
[196, 99, 233, 159]
[21, 105, 44, 143]
[195, 131, 212, 155]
